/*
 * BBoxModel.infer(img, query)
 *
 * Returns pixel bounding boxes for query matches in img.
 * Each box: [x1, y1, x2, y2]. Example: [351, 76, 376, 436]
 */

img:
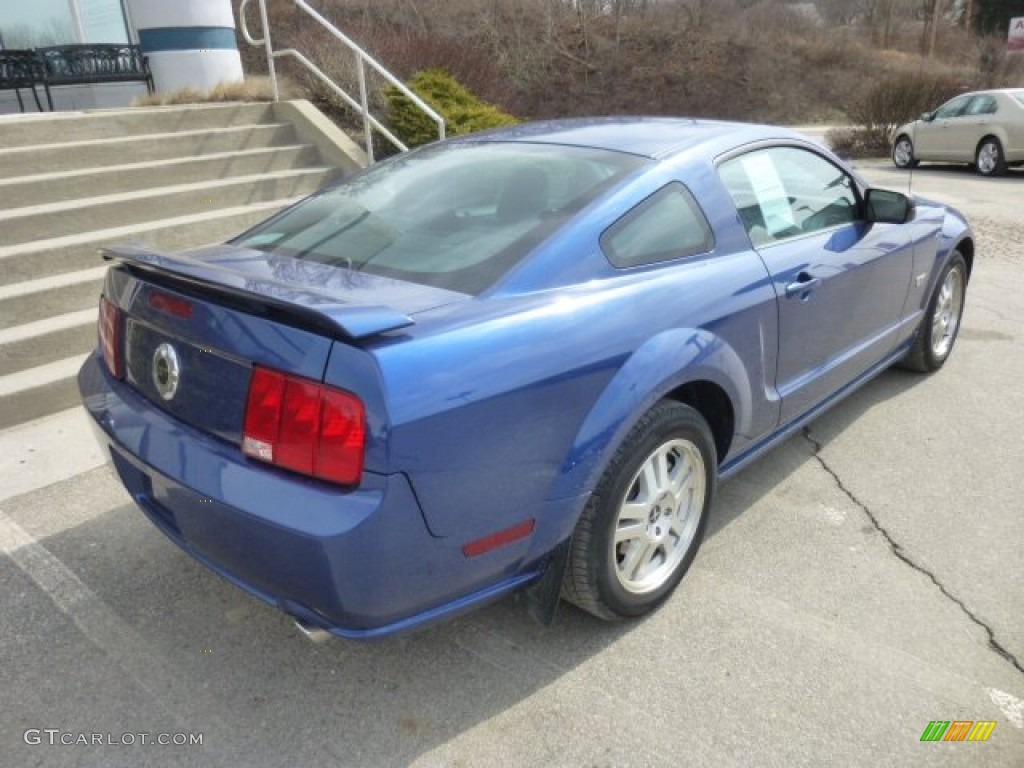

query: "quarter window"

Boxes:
[600, 183, 713, 268]
[718, 147, 858, 247]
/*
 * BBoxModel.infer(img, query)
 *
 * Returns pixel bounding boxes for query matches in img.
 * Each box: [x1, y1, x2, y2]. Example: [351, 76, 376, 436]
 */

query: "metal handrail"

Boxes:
[238, 0, 445, 163]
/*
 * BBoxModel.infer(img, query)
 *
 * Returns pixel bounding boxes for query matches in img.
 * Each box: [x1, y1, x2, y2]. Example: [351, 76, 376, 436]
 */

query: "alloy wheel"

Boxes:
[613, 438, 706, 594]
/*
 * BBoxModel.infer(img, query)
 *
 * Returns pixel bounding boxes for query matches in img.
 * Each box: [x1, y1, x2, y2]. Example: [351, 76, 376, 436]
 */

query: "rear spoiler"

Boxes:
[101, 245, 415, 341]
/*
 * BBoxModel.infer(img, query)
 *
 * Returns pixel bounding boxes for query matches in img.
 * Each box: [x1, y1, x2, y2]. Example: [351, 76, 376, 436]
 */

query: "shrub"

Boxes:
[826, 126, 889, 158]
[846, 73, 963, 150]
[384, 69, 518, 149]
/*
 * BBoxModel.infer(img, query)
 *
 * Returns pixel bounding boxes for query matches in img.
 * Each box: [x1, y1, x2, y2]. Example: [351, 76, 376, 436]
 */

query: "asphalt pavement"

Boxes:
[1, 158, 1021, 767]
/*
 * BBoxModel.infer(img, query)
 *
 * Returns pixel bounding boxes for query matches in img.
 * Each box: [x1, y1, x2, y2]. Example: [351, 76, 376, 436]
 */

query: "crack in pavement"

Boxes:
[801, 426, 1024, 677]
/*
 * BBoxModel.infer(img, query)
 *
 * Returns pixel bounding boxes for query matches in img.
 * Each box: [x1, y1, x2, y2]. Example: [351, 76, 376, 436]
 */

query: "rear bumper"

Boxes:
[77, 353, 540, 638]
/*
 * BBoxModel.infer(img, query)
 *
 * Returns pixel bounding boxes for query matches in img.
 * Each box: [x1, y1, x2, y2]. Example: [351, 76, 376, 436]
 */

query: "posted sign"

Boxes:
[1010, 17, 1024, 51]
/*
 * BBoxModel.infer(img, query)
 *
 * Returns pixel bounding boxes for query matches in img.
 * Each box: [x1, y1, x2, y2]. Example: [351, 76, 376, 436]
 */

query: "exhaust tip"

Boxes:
[293, 618, 333, 644]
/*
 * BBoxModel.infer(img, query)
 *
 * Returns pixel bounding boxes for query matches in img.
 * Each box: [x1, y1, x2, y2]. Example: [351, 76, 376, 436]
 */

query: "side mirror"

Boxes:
[921, 111, 935, 122]
[865, 188, 914, 225]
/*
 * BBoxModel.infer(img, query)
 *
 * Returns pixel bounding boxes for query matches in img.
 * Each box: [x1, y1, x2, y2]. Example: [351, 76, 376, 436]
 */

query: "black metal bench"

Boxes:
[0, 50, 46, 113]
[36, 45, 155, 110]
[1, 44, 154, 113]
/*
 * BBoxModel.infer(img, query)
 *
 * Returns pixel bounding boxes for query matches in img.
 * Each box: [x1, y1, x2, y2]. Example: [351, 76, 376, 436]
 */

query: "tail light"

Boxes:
[242, 366, 366, 486]
[98, 296, 124, 379]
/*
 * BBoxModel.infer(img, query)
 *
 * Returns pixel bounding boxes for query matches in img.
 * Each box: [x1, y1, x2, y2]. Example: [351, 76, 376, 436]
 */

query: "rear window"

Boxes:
[233, 142, 646, 295]
[1011, 91, 1024, 107]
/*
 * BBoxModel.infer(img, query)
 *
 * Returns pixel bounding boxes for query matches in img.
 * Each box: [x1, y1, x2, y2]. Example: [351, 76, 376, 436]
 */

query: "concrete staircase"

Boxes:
[0, 101, 363, 430]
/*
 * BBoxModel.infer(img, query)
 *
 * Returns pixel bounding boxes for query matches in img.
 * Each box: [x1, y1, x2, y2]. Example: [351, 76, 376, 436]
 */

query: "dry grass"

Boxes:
[132, 76, 292, 107]
[231, 0, 1018, 129]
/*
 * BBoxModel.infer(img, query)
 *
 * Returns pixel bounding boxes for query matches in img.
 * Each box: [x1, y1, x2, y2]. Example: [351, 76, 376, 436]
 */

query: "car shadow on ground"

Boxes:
[15, 475, 639, 765]
[859, 159, 1024, 181]
[8, 366, 935, 766]
[706, 365, 929, 540]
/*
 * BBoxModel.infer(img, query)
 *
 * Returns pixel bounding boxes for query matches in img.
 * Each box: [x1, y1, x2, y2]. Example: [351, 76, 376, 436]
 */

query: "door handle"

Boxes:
[785, 273, 821, 298]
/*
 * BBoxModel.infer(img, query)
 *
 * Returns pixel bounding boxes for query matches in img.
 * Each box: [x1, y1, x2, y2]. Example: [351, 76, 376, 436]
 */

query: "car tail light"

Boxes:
[242, 366, 366, 485]
[98, 296, 124, 379]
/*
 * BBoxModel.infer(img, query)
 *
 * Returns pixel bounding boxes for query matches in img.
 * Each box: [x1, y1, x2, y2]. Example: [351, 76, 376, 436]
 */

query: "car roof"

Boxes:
[994, 88, 1024, 102]
[452, 117, 810, 160]
[958, 88, 1024, 99]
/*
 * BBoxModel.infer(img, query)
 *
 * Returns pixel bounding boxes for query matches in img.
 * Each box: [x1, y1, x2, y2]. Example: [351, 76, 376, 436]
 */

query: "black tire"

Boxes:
[900, 252, 967, 373]
[892, 135, 919, 169]
[975, 137, 1007, 177]
[562, 401, 716, 620]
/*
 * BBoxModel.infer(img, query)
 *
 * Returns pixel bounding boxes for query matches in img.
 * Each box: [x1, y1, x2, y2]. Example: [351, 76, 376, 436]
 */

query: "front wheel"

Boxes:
[562, 402, 716, 620]
[976, 137, 1007, 176]
[900, 252, 967, 372]
[892, 135, 918, 169]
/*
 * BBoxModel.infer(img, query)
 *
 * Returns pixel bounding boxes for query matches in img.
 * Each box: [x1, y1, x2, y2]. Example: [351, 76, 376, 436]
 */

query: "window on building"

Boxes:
[0, 0, 128, 48]
[80, 0, 130, 44]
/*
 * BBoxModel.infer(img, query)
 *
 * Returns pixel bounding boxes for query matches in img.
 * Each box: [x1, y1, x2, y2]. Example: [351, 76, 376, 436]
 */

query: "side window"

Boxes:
[718, 147, 858, 247]
[935, 95, 971, 119]
[600, 183, 713, 268]
[966, 95, 997, 115]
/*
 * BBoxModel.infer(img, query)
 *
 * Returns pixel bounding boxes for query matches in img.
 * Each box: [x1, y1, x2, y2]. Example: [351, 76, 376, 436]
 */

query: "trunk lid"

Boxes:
[104, 243, 467, 339]
[101, 244, 465, 449]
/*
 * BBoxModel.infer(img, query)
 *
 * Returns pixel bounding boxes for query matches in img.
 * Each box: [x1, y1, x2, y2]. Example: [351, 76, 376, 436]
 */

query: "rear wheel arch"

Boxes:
[551, 330, 750, 502]
[665, 379, 734, 465]
[975, 131, 1004, 153]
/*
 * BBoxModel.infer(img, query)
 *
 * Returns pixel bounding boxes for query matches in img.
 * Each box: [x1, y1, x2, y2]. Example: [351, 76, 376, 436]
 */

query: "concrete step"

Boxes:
[0, 100, 363, 431]
[0, 102, 278, 149]
[0, 280, 103, 330]
[0, 123, 300, 179]
[0, 200, 295, 287]
[0, 355, 88, 431]
[0, 324, 95, 377]
[0, 145, 320, 208]
[0, 266, 108, 303]
[0, 198, 301, 431]
[0, 309, 97, 346]
[0, 168, 335, 247]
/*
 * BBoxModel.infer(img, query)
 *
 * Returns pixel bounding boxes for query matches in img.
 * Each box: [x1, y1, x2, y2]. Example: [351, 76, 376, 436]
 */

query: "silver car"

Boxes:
[892, 89, 1024, 176]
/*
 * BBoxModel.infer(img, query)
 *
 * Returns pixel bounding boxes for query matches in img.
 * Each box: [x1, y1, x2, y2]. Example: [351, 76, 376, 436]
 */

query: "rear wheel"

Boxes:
[900, 252, 967, 372]
[892, 135, 918, 169]
[976, 137, 1007, 176]
[563, 402, 715, 620]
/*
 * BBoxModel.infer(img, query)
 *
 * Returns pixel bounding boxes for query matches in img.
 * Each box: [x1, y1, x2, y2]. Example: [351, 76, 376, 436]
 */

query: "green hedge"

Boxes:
[385, 69, 518, 149]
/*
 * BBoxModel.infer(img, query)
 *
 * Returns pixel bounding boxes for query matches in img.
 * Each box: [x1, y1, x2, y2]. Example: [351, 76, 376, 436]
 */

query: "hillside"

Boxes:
[236, 0, 1023, 128]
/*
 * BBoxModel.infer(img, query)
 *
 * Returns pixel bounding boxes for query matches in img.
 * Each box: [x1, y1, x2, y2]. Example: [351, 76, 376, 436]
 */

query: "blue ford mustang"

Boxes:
[78, 118, 972, 639]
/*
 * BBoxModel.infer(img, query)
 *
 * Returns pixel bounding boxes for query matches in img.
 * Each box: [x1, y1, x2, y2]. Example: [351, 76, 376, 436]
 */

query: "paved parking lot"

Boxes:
[1, 159, 1022, 767]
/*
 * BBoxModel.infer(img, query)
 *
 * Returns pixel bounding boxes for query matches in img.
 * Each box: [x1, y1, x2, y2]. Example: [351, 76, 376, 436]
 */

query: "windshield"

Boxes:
[234, 142, 647, 295]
